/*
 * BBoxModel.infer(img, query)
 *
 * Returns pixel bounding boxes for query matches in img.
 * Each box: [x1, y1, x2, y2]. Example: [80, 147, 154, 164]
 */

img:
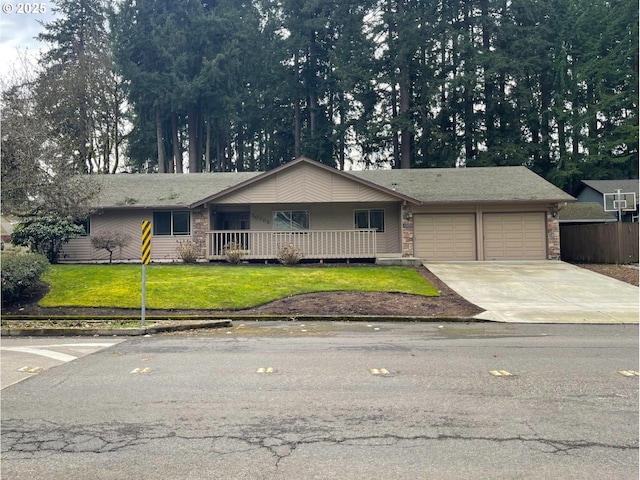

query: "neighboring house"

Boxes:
[1, 214, 17, 245]
[61, 157, 574, 263]
[557, 202, 617, 225]
[575, 179, 639, 222]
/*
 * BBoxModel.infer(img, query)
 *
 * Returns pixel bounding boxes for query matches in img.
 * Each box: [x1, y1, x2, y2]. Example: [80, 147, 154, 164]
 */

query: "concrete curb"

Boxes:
[0, 320, 233, 337]
[0, 316, 484, 336]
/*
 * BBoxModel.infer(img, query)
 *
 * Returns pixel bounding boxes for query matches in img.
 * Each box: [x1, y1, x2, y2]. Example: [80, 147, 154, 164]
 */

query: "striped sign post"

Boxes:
[141, 221, 152, 326]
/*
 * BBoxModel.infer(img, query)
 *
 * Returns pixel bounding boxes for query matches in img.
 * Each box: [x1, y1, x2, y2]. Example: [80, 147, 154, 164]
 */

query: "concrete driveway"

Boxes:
[424, 261, 639, 324]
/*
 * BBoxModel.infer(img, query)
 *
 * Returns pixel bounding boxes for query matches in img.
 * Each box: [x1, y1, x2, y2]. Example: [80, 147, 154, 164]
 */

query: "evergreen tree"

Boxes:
[36, 0, 123, 174]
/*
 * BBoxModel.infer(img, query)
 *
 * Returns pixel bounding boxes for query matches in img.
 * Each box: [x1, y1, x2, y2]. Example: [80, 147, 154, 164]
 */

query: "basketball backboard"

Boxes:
[604, 191, 637, 212]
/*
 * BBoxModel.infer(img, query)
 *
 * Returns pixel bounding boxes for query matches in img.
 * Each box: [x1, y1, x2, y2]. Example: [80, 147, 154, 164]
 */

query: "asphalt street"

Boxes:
[1, 322, 638, 479]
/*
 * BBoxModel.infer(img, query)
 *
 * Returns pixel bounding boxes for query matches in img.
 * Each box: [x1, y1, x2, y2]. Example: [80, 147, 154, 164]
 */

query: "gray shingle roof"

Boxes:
[580, 179, 639, 199]
[88, 162, 574, 209]
[351, 166, 574, 203]
[558, 202, 617, 223]
[91, 172, 261, 208]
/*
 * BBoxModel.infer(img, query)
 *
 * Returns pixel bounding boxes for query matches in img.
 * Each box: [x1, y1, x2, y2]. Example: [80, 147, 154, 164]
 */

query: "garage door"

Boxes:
[483, 213, 546, 260]
[414, 214, 476, 260]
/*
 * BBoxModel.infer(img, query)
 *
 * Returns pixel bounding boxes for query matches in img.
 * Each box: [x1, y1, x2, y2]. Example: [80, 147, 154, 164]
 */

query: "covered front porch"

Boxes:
[205, 229, 379, 261]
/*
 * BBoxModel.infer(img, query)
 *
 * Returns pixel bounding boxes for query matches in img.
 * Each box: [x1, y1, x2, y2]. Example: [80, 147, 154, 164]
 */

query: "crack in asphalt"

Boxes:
[2, 418, 637, 469]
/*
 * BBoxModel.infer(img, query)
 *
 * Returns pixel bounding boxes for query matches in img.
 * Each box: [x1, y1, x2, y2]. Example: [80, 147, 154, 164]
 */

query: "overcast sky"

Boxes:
[0, 1, 57, 76]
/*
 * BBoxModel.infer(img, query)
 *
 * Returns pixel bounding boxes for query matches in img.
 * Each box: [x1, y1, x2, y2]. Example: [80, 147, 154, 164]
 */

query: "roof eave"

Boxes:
[416, 198, 575, 206]
[95, 204, 191, 211]
[559, 219, 618, 223]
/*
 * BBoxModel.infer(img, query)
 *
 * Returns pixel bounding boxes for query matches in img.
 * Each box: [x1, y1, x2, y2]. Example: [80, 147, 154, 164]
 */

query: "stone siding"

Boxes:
[192, 208, 208, 258]
[547, 207, 561, 260]
[401, 205, 414, 257]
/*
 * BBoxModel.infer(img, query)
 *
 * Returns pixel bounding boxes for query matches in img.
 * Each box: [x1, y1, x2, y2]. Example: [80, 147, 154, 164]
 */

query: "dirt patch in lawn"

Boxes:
[2, 266, 483, 318]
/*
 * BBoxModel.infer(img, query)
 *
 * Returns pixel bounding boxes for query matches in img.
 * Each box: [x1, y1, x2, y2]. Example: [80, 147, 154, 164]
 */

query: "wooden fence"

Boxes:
[560, 222, 639, 264]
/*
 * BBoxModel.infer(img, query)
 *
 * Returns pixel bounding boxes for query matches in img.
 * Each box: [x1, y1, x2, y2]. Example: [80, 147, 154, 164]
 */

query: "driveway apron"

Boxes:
[424, 261, 639, 324]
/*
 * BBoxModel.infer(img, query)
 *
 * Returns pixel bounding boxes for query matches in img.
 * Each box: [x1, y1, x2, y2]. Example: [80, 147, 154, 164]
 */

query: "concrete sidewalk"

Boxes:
[424, 261, 639, 324]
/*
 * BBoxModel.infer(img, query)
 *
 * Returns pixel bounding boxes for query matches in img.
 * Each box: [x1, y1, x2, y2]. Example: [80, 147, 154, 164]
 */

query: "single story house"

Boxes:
[62, 157, 575, 263]
[575, 179, 639, 222]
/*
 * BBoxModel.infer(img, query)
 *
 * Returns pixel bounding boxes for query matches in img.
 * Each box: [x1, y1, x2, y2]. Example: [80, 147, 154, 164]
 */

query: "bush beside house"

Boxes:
[1, 252, 49, 303]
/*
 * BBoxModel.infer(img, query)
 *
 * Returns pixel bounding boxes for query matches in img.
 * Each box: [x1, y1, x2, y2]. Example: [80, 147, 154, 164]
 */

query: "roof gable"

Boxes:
[192, 157, 417, 206]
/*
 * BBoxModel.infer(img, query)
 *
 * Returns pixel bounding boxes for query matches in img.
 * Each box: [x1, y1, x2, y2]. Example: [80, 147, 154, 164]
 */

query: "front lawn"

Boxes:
[40, 264, 439, 310]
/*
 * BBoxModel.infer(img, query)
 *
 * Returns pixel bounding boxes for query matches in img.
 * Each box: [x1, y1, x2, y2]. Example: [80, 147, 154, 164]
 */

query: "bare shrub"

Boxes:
[90, 229, 131, 263]
[223, 242, 244, 264]
[277, 243, 303, 265]
[176, 240, 200, 264]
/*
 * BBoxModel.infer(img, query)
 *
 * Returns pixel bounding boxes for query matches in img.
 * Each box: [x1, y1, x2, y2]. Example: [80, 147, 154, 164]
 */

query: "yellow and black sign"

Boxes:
[141, 220, 151, 264]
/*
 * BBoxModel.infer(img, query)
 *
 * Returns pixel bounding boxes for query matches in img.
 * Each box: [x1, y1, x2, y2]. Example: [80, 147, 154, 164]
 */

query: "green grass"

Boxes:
[40, 264, 439, 310]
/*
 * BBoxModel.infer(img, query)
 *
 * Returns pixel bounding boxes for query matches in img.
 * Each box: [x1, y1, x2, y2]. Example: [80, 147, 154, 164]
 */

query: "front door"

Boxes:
[219, 212, 250, 230]
[213, 211, 250, 254]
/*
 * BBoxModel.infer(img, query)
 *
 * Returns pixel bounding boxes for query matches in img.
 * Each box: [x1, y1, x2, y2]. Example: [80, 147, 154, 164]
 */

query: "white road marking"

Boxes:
[36, 343, 118, 348]
[1, 343, 119, 363]
[1, 347, 77, 362]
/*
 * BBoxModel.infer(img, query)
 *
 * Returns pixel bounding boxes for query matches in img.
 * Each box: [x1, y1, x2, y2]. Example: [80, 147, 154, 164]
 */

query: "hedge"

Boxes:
[1, 253, 49, 303]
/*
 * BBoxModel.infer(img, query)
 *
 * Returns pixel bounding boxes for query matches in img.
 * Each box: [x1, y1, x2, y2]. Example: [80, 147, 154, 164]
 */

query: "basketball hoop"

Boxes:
[604, 190, 637, 222]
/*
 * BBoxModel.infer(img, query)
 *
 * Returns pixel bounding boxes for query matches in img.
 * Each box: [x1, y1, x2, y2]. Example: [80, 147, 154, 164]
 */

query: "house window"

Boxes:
[153, 211, 191, 236]
[75, 218, 90, 236]
[354, 209, 385, 232]
[273, 210, 309, 230]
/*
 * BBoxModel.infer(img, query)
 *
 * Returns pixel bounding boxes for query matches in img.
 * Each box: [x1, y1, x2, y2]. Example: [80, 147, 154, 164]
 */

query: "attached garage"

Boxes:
[483, 212, 546, 260]
[414, 214, 476, 260]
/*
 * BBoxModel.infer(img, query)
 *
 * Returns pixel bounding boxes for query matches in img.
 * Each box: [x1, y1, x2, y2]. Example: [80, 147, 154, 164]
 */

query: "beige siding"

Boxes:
[242, 202, 400, 254]
[217, 163, 397, 204]
[61, 210, 193, 262]
[414, 214, 477, 260]
[483, 212, 546, 260]
[61, 237, 95, 262]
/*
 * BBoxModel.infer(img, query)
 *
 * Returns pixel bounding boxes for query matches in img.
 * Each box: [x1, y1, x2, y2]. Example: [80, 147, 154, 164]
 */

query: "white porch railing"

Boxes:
[206, 230, 378, 260]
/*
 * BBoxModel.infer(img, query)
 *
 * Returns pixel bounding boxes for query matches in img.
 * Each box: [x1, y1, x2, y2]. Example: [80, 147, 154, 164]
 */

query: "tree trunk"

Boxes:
[391, 83, 400, 169]
[309, 32, 318, 140]
[397, 0, 411, 169]
[188, 104, 200, 173]
[480, 0, 495, 152]
[399, 66, 411, 169]
[112, 82, 120, 174]
[294, 51, 302, 158]
[338, 92, 346, 171]
[205, 119, 211, 172]
[156, 108, 166, 173]
[171, 112, 180, 173]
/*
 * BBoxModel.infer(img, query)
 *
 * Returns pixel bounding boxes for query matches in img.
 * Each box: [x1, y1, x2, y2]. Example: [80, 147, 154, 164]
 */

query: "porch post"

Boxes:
[401, 204, 414, 257]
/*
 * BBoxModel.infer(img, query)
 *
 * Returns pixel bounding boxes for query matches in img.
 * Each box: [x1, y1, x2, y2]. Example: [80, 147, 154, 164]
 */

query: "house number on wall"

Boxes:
[252, 213, 270, 225]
